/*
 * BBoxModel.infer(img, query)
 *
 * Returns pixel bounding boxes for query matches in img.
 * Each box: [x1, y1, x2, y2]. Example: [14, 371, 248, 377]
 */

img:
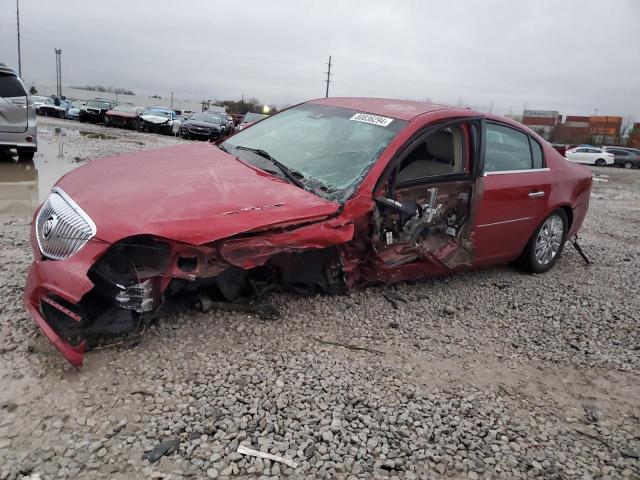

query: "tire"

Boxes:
[17, 149, 35, 161]
[623, 161, 633, 169]
[58, 110, 65, 119]
[595, 158, 606, 167]
[130, 119, 139, 131]
[104, 117, 110, 127]
[514, 209, 568, 274]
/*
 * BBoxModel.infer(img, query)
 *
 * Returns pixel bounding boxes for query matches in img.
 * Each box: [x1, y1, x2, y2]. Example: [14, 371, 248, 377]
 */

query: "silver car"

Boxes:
[0, 63, 37, 161]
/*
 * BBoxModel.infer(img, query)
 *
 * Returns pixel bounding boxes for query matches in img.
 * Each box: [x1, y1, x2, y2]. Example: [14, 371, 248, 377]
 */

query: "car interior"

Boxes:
[396, 127, 465, 182]
[372, 123, 476, 269]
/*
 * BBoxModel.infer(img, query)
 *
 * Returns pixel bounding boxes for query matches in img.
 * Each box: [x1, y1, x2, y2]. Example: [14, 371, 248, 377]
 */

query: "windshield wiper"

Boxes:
[234, 145, 307, 190]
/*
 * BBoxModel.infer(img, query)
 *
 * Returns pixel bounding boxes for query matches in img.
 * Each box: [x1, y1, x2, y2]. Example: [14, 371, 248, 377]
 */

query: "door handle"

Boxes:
[528, 191, 545, 198]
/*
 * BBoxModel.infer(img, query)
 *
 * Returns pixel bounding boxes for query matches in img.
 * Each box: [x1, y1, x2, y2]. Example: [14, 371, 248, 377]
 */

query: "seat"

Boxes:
[397, 128, 462, 182]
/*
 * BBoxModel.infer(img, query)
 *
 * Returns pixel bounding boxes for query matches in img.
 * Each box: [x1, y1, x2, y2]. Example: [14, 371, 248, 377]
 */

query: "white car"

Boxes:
[565, 146, 614, 166]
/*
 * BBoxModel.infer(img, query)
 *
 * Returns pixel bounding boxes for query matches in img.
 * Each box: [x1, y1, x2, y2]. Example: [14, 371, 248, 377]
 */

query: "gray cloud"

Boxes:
[1, 0, 639, 118]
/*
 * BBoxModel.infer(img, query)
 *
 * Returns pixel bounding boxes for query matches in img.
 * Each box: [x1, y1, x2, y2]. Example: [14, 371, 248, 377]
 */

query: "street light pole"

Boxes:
[16, 0, 22, 78]
[54, 49, 62, 98]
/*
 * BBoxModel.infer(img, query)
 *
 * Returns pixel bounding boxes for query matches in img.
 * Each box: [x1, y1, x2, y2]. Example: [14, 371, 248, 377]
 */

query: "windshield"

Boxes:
[222, 103, 407, 202]
[190, 113, 221, 123]
[242, 113, 268, 123]
[113, 105, 138, 113]
[145, 110, 171, 118]
[87, 100, 111, 109]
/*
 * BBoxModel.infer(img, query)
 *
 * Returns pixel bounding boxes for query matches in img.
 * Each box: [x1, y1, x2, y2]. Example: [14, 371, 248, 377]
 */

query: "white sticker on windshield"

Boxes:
[350, 113, 394, 127]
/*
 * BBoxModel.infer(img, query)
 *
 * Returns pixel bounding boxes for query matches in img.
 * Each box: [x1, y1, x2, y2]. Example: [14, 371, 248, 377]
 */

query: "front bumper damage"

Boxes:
[24, 218, 354, 366]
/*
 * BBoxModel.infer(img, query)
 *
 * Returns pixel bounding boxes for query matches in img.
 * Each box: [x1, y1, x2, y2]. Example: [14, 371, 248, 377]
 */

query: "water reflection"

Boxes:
[0, 127, 78, 217]
[0, 159, 39, 216]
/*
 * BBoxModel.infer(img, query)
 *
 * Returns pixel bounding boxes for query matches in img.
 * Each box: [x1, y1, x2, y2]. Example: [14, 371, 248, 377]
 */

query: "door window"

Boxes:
[396, 125, 467, 183]
[530, 138, 544, 169]
[484, 123, 536, 172]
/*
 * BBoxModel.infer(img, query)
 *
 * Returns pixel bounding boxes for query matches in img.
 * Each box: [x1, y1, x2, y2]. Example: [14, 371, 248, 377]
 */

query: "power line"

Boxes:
[16, 0, 22, 77]
[324, 55, 332, 98]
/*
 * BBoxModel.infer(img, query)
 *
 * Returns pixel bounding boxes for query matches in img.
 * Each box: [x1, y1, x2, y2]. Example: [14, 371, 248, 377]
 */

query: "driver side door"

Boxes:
[369, 119, 480, 280]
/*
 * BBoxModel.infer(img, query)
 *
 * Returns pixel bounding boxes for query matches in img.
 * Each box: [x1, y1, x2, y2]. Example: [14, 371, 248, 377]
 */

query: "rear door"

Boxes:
[0, 71, 28, 133]
[472, 122, 551, 264]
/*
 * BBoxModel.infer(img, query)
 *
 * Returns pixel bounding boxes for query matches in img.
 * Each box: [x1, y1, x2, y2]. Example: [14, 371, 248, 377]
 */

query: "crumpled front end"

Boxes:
[24, 189, 354, 366]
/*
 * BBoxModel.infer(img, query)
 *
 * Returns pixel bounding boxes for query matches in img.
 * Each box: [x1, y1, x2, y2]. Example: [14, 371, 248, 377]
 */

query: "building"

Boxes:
[589, 116, 623, 144]
[521, 110, 561, 139]
[628, 122, 640, 149]
[552, 115, 590, 144]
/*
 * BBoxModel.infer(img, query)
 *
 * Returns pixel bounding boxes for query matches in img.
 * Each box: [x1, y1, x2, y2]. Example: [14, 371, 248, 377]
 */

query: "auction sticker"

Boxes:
[350, 113, 394, 127]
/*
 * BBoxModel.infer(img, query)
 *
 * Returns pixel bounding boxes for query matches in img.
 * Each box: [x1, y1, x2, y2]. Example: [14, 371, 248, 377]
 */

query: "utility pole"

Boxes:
[170, 92, 174, 110]
[54, 49, 62, 98]
[324, 55, 332, 98]
[16, 0, 22, 77]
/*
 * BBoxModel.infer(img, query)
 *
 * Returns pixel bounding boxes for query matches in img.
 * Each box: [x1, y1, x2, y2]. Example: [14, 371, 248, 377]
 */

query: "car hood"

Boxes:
[141, 114, 170, 124]
[184, 120, 220, 129]
[54, 143, 340, 244]
[107, 110, 137, 118]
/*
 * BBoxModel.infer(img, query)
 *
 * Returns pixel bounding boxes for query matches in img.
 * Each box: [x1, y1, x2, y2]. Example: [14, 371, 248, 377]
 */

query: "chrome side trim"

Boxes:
[52, 186, 97, 236]
[483, 168, 550, 176]
[477, 217, 532, 228]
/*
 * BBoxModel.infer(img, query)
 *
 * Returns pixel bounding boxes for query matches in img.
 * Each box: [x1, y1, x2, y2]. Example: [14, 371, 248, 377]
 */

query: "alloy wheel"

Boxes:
[534, 215, 564, 266]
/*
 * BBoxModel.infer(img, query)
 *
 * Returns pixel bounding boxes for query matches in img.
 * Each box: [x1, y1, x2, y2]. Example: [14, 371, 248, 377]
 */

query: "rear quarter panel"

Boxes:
[544, 144, 592, 237]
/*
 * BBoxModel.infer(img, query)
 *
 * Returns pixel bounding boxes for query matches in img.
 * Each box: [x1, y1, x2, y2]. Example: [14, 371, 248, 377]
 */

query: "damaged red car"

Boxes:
[24, 98, 592, 365]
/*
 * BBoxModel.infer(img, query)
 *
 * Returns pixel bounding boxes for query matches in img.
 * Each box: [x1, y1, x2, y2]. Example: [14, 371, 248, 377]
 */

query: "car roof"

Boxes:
[308, 97, 479, 121]
[0, 63, 18, 76]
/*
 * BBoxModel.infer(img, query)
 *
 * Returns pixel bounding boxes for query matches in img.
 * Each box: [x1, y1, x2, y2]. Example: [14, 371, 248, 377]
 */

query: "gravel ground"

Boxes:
[0, 120, 638, 479]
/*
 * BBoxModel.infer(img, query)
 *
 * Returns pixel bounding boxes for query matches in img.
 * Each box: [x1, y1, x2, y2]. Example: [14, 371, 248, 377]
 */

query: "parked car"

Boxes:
[565, 146, 614, 166]
[0, 63, 37, 160]
[178, 112, 224, 140]
[238, 112, 268, 130]
[139, 107, 179, 135]
[602, 146, 640, 169]
[30, 95, 47, 109]
[65, 101, 83, 120]
[104, 105, 144, 130]
[79, 98, 117, 123]
[217, 112, 235, 135]
[36, 97, 68, 118]
[24, 97, 593, 366]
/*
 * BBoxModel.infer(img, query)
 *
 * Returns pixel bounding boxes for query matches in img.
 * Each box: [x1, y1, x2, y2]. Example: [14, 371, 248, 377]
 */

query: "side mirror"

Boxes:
[374, 196, 417, 216]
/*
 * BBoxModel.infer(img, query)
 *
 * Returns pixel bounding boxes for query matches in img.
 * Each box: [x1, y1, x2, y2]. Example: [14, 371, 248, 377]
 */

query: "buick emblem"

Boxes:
[42, 214, 58, 239]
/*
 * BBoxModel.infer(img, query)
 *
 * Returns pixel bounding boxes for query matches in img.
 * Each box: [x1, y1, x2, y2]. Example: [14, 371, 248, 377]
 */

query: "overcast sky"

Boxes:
[1, 0, 639, 118]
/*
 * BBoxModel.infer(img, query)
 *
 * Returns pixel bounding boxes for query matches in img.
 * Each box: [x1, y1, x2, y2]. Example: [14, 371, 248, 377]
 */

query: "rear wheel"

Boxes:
[595, 158, 606, 167]
[624, 161, 633, 169]
[58, 110, 65, 119]
[514, 210, 568, 273]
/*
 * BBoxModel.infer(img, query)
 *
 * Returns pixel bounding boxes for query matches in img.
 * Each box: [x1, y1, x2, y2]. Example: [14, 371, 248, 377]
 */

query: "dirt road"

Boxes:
[0, 118, 638, 479]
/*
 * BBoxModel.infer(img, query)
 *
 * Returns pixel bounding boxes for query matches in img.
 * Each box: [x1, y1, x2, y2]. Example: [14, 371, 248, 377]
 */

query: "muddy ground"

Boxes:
[0, 117, 638, 479]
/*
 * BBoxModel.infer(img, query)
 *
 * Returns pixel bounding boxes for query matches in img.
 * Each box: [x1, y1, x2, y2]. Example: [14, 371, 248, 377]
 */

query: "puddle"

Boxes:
[79, 131, 119, 140]
[0, 129, 82, 217]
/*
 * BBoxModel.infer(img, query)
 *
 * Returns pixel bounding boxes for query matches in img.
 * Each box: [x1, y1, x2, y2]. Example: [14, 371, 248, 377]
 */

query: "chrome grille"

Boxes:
[36, 187, 96, 260]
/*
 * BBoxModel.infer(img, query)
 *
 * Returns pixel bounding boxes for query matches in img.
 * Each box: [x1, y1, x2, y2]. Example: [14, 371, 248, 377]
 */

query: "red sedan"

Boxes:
[24, 98, 592, 365]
